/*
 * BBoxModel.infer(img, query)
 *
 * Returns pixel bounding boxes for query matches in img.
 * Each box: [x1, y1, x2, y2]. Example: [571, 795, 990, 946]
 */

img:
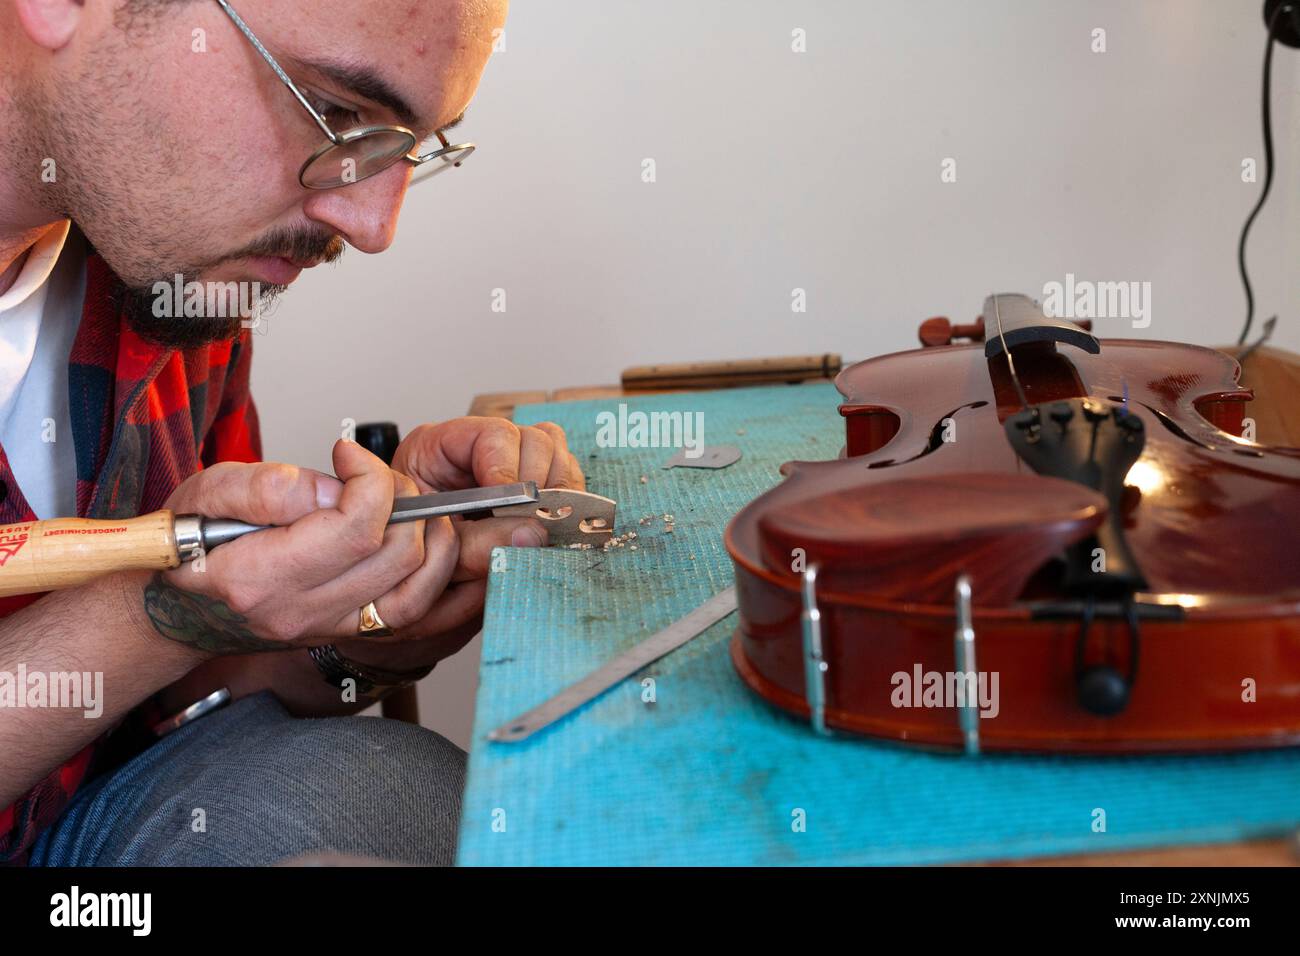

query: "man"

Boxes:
[0, 0, 568, 865]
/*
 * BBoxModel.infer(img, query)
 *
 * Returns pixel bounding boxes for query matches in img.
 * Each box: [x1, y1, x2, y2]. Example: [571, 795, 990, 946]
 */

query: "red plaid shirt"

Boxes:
[0, 248, 262, 864]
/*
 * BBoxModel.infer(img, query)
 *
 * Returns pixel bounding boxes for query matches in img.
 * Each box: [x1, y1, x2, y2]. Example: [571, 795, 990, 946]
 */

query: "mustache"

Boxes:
[217, 228, 346, 268]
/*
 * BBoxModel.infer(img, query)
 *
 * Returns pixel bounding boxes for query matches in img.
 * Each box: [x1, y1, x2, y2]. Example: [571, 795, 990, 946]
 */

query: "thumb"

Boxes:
[167, 460, 341, 527]
[452, 516, 548, 581]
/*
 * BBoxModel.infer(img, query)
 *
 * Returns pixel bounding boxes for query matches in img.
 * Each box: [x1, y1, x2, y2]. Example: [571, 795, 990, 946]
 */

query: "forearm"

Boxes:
[0, 570, 206, 807]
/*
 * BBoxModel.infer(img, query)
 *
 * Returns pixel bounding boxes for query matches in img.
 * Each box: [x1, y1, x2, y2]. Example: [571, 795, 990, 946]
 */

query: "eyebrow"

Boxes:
[299, 57, 466, 135]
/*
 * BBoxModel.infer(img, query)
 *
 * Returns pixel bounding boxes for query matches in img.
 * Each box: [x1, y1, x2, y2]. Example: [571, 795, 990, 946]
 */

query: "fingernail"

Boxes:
[511, 523, 546, 548]
[315, 475, 342, 509]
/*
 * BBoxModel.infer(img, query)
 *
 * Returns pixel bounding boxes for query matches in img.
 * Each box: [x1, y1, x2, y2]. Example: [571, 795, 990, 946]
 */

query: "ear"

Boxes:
[14, 0, 84, 51]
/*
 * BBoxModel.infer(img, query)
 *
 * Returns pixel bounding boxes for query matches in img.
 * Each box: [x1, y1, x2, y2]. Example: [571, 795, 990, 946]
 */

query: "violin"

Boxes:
[725, 293, 1300, 753]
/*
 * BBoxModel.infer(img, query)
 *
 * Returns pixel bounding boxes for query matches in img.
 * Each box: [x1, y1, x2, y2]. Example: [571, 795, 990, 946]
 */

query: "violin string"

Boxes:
[992, 293, 1031, 411]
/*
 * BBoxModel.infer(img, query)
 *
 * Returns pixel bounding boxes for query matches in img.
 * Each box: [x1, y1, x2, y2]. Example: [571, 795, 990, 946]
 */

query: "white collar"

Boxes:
[0, 220, 72, 313]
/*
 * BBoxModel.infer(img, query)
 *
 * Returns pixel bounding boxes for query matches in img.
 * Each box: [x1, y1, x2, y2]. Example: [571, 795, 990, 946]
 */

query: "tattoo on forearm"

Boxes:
[143, 572, 284, 655]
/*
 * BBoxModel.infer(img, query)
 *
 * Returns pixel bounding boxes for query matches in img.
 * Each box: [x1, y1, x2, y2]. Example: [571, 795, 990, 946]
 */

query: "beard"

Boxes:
[110, 277, 286, 349]
[108, 228, 345, 349]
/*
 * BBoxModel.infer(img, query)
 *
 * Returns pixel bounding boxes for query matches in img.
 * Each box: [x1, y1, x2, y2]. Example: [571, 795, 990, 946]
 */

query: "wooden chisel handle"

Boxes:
[0, 511, 180, 598]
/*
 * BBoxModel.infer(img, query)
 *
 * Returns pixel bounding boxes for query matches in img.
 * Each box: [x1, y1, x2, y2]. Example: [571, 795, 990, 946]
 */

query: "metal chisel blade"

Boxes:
[388, 482, 539, 522]
[487, 585, 738, 743]
[203, 482, 543, 549]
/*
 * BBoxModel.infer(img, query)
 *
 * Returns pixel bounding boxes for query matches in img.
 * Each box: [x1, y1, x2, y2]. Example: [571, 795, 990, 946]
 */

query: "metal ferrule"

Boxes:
[173, 514, 205, 563]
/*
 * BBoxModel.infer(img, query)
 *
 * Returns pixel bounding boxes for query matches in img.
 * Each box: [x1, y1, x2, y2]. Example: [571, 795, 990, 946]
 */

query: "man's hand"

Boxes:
[150, 439, 470, 654]
[391, 417, 586, 583]
[149, 418, 588, 717]
[392, 417, 586, 493]
[326, 418, 587, 662]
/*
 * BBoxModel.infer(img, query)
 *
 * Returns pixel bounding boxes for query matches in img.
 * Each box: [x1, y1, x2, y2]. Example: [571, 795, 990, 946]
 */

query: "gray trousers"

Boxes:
[28, 691, 465, 866]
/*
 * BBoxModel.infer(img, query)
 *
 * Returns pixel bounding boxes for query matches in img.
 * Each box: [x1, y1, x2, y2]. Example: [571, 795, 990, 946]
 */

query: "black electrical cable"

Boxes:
[1236, 3, 1290, 346]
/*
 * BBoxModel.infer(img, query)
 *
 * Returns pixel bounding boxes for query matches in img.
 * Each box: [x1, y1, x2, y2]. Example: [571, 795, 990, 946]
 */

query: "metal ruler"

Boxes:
[487, 585, 738, 743]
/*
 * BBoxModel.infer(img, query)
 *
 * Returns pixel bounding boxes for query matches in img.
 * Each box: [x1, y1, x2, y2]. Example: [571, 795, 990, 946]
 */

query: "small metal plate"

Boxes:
[492, 488, 617, 545]
[662, 445, 742, 470]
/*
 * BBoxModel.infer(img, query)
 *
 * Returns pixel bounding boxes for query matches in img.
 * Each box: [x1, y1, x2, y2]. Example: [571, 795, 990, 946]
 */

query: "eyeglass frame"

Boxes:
[212, 0, 476, 189]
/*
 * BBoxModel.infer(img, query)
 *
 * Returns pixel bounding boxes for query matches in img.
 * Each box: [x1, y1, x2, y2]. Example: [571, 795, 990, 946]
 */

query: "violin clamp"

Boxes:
[953, 575, 980, 756]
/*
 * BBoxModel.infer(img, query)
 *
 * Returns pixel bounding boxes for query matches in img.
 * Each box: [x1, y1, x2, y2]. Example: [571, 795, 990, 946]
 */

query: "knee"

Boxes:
[127, 715, 467, 866]
[249, 715, 467, 864]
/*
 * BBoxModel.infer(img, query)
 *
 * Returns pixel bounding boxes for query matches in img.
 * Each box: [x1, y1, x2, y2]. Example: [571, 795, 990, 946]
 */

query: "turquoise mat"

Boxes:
[456, 382, 1300, 865]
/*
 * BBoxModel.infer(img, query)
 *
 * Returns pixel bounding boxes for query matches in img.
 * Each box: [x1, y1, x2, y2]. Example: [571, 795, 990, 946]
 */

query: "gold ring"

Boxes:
[357, 601, 393, 637]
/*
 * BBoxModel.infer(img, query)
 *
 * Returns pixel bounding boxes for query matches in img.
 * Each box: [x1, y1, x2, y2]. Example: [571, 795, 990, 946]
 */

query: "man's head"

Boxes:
[2, 0, 507, 346]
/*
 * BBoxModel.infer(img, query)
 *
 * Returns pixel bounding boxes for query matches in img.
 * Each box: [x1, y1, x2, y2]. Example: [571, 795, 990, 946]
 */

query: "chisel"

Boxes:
[0, 482, 616, 598]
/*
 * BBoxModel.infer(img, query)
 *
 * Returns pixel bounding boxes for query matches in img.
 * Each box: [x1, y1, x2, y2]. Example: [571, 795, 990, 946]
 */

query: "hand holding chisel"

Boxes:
[0, 482, 615, 599]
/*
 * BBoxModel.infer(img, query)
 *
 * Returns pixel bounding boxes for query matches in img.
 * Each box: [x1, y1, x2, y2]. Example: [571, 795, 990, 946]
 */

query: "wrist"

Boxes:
[99, 569, 213, 673]
[333, 638, 441, 672]
[307, 643, 435, 700]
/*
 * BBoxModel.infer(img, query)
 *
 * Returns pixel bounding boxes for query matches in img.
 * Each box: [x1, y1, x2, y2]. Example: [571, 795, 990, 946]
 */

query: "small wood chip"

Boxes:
[600, 529, 640, 552]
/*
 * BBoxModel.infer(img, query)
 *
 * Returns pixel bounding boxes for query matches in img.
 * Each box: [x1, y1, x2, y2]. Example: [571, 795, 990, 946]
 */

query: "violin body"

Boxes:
[725, 295, 1300, 753]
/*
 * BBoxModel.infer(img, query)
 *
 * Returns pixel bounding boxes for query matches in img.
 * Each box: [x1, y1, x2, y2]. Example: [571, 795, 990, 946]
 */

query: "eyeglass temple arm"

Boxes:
[407, 131, 470, 167]
[213, 0, 338, 142]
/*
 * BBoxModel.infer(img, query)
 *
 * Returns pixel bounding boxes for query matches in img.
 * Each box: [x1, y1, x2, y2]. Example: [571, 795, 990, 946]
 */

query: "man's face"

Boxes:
[16, 0, 507, 346]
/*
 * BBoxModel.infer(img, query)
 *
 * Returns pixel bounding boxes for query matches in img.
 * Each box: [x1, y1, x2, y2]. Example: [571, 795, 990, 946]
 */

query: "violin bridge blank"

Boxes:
[491, 488, 617, 546]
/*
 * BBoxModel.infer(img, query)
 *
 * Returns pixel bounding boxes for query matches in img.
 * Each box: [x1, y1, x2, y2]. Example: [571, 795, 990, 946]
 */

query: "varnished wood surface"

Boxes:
[466, 345, 1300, 866]
[732, 339, 1300, 751]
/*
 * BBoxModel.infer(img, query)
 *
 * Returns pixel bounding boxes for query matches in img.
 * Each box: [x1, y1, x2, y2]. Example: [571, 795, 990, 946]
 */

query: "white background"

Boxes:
[251, 0, 1300, 748]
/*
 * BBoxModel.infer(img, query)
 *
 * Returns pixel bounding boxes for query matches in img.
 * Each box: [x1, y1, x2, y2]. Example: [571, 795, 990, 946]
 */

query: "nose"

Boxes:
[300, 161, 413, 254]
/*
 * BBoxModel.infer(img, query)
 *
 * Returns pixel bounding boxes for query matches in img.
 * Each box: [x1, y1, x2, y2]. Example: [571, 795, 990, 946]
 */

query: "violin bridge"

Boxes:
[491, 488, 617, 546]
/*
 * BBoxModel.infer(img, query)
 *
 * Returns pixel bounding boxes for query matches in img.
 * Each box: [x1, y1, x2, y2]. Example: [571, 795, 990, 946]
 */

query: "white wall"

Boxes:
[251, 0, 1298, 748]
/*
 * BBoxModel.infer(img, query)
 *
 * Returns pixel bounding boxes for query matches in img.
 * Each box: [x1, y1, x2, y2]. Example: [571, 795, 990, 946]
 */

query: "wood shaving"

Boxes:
[597, 529, 640, 552]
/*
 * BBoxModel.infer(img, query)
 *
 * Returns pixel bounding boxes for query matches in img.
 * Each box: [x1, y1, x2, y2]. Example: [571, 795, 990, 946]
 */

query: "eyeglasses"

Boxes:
[213, 0, 475, 189]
